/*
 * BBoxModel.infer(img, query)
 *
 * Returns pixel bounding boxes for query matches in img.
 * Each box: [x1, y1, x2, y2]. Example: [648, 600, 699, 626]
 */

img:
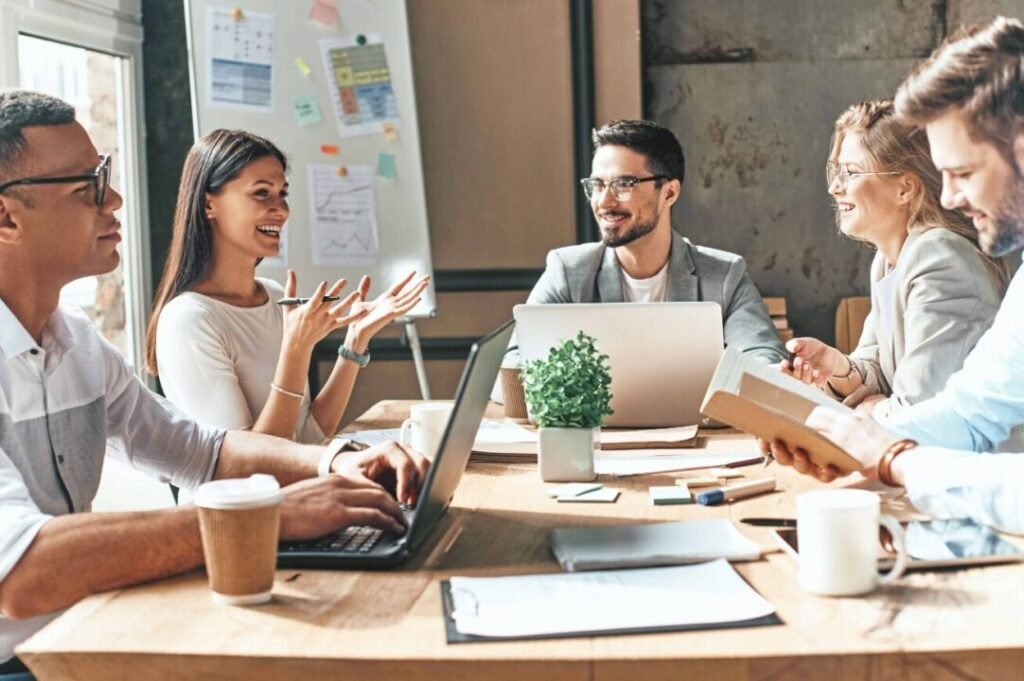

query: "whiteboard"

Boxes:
[183, 0, 436, 317]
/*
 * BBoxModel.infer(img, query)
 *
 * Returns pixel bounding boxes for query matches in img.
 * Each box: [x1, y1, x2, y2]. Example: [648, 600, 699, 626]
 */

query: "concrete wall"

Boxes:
[642, 0, 1022, 343]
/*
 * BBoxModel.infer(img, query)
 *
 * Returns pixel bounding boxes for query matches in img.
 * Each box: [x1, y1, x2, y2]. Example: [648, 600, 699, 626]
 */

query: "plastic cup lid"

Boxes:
[194, 474, 282, 510]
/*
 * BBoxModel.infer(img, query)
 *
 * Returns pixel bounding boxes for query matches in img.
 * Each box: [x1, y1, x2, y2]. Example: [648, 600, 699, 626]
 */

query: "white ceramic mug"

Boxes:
[796, 489, 909, 596]
[399, 403, 453, 459]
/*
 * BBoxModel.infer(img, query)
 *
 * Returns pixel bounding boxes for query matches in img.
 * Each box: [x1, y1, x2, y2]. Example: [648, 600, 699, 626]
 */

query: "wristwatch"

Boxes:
[337, 344, 371, 367]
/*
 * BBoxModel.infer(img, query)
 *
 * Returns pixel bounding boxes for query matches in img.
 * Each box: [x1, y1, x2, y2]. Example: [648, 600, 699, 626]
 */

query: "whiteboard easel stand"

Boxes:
[402, 318, 431, 399]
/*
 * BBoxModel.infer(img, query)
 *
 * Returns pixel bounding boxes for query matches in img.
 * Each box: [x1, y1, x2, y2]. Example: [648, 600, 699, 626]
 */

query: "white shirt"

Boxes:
[872, 266, 898, 339]
[156, 278, 325, 444]
[0, 299, 223, 662]
[884, 254, 1024, 533]
[621, 261, 669, 303]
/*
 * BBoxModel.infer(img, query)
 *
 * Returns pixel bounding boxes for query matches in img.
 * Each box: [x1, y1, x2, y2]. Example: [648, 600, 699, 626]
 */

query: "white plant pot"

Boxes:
[538, 427, 598, 482]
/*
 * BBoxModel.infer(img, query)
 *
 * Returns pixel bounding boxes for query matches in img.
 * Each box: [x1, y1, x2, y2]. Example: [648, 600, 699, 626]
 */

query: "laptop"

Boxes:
[278, 319, 514, 569]
[513, 303, 723, 427]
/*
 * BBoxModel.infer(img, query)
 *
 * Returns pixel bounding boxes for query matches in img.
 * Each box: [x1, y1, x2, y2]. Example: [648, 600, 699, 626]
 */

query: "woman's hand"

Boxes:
[345, 272, 431, 351]
[281, 270, 366, 355]
[781, 337, 847, 388]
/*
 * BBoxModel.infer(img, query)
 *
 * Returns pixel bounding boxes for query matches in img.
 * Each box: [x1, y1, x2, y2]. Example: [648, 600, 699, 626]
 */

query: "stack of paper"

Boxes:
[444, 559, 778, 640]
[471, 423, 700, 463]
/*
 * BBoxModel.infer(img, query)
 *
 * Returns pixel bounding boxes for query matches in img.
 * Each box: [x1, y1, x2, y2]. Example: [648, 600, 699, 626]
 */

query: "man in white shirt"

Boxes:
[0, 90, 427, 674]
[527, 120, 784, 361]
[765, 17, 1024, 534]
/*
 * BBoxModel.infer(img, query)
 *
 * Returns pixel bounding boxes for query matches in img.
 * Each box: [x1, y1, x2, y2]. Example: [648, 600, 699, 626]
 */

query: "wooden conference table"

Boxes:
[18, 401, 1024, 680]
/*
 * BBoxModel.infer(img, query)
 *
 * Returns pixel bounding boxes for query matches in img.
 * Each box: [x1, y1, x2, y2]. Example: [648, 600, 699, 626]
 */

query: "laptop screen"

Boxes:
[404, 319, 514, 550]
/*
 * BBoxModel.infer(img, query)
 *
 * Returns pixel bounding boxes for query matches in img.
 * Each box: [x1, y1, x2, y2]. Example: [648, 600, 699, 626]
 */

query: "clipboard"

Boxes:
[439, 580, 782, 644]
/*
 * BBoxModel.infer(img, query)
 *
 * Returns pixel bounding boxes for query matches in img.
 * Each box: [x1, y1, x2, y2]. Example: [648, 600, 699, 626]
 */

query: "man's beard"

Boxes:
[600, 216, 658, 247]
[981, 171, 1024, 257]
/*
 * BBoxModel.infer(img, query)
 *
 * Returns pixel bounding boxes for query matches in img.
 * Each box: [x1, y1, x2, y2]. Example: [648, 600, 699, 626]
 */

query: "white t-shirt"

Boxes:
[621, 261, 670, 303]
[156, 277, 326, 444]
[872, 266, 898, 339]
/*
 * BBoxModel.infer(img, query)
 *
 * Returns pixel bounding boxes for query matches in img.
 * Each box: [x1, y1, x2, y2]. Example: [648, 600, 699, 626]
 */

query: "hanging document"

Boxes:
[320, 34, 400, 138]
[307, 164, 379, 266]
[206, 7, 275, 112]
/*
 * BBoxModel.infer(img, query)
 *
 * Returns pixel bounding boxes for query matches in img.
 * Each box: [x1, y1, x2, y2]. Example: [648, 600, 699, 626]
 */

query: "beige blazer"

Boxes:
[838, 227, 1005, 418]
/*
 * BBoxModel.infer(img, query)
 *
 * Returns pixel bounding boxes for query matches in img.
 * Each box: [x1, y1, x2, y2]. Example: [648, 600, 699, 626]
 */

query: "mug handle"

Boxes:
[877, 514, 909, 584]
[399, 418, 417, 447]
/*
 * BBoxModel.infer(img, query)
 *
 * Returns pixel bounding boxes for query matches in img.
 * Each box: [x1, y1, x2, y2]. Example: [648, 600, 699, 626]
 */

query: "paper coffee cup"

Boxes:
[499, 367, 529, 421]
[195, 474, 282, 605]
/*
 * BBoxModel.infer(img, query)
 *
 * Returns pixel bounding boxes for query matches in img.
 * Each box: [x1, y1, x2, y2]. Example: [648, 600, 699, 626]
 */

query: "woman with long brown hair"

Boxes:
[784, 99, 1008, 417]
[146, 129, 428, 441]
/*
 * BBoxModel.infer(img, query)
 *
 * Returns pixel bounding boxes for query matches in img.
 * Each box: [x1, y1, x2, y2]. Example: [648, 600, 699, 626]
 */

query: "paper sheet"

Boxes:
[448, 559, 775, 638]
[320, 34, 400, 138]
[307, 164, 380, 265]
[594, 451, 761, 476]
[206, 7, 274, 112]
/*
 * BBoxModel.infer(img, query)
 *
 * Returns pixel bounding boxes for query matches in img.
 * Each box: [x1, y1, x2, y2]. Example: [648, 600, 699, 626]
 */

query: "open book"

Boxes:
[699, 348, 862, 473]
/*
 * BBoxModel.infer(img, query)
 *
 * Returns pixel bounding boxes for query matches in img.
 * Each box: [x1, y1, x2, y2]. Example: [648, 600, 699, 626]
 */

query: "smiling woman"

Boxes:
[145, 129, 428, 444]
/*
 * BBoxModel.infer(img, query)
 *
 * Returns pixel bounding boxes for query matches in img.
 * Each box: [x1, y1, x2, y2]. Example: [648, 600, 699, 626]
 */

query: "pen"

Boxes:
[276, 295, 342, 305]
[697, 477, 776, 506]
[740, 517, 797, 528]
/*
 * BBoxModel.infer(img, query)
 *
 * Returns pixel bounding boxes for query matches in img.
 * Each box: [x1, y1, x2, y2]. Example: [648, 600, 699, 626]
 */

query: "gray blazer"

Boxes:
[840, 228, 1005, 418]
[525, 231, 786, 363]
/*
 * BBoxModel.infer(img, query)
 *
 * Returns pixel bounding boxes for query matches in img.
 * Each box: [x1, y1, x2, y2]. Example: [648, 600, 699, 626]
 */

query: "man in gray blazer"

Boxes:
[526, 120, 785, 363]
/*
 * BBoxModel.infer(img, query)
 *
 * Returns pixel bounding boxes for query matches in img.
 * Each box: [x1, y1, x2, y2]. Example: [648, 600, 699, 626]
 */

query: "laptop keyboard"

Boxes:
[280, 526, 383, 554]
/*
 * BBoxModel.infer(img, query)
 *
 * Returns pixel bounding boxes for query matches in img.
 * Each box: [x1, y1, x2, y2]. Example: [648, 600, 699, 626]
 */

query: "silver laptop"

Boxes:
[513, 303, 723, 427]
[278, 319, 514, 569]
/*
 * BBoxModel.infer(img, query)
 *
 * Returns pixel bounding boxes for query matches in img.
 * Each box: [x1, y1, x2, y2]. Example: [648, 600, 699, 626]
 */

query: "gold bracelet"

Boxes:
[270, 382, 304, 400]
[877, 438, 918, 487]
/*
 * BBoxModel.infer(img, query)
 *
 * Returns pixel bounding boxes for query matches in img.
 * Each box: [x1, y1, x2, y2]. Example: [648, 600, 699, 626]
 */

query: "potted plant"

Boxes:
[521, 331, 613, 481]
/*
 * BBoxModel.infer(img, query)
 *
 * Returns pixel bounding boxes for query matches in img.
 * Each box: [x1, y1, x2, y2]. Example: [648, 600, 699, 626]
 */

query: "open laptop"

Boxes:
[513, 303, 722, 427]
[278, 319, 514, 569]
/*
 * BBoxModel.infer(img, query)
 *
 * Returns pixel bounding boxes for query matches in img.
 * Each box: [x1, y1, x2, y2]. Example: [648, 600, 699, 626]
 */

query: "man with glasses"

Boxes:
[766, 17, 1024, 534]
[518, 119, 784, 362]
[0, 90, 427, 678]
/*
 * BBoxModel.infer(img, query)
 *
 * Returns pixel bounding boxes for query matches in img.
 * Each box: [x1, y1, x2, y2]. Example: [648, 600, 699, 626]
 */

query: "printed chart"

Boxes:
[307, 164, 380, 266]
[320, 34, 400, 137]
[206, 6, 275, 111]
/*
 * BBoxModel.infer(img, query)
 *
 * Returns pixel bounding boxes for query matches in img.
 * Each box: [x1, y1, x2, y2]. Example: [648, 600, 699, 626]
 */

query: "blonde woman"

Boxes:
[784, 99, 1008, 418]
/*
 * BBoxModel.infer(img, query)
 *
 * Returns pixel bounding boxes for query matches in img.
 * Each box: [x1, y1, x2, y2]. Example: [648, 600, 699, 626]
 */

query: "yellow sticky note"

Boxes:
[382, 122, 398, 141]
[294, 57, 312, 78]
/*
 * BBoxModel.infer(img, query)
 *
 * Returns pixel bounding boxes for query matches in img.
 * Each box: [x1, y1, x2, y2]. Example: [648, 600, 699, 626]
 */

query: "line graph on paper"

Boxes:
[307, 164, 380, 265]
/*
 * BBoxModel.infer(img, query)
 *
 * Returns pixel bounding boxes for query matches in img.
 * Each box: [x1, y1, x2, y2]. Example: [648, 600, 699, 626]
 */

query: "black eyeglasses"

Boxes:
[580, 175, 667, 201]
[0, 154, 111, 206]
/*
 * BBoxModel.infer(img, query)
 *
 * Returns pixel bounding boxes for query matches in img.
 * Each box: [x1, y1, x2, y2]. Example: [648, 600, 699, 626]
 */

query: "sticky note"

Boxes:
[650, 485, 692, 505]
[320, 144, 340, 155]
[292, 96, 322, 126]
[376, 152, 397, 179]
[382, 122, 398, 141]
[309, 0, 339, 27]
[677, 475, 719, 488]
[546, 482, 603, 499]
[557, 487, 620, 503]
[709, 468, 745, 479]
[294, 57, 312, 77]
[229, 6, 244, 20]
[336, 164, 348, 177]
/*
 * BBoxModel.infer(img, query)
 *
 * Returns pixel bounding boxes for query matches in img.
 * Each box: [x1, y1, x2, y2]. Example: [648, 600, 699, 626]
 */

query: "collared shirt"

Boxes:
[883, 254, 1024, 533]
[0, 299, 224, 662]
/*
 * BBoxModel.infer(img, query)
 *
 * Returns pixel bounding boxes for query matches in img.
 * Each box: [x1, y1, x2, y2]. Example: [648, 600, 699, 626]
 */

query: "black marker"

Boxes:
[276, 296, 341, 305]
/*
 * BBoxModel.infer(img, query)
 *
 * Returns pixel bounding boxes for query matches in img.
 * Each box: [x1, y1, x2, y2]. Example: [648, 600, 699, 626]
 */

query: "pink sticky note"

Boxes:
[309, 0, 339, 28]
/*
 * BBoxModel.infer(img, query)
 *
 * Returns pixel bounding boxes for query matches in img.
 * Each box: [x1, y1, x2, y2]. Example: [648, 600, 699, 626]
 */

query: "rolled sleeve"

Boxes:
[0, 451, 51, 583]
[103, 339, 224, 490]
